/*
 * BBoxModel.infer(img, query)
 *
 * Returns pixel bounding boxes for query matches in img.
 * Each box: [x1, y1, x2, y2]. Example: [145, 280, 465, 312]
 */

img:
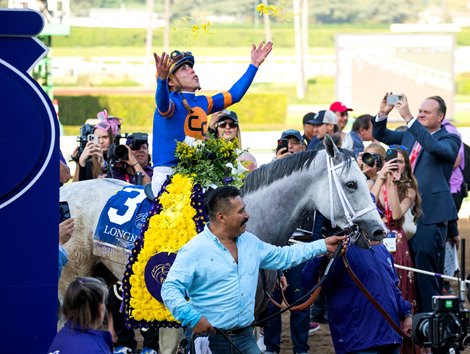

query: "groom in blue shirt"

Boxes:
[162, 186, 346, 354]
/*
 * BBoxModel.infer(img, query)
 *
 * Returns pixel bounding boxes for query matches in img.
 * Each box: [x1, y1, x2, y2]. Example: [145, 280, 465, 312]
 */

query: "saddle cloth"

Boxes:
[93, 185, 154, 264]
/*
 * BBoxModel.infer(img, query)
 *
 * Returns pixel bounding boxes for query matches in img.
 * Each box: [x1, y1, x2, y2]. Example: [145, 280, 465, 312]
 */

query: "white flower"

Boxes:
[183, 136, 196, 146]
[226, 162, 248, 177]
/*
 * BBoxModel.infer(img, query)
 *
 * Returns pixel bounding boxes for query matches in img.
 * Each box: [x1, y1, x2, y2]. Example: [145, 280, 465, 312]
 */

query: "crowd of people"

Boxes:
[53, 42, 466, 354]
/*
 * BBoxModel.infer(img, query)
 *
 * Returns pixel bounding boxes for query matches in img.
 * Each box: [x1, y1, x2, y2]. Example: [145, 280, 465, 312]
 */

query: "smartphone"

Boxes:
[385, 149, 398, 162]
[385, 149, 398, 170]
[59, 201, 71, 223]
[386, 94, 403, 105]
[276, 139, 289, 154]
[87, 134, 98, 145]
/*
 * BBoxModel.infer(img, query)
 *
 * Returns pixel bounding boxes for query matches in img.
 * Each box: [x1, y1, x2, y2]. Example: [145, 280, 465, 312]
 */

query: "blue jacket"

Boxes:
[373, 118, 460, 224]
[302, 244, 411, 354]
[48, 321, 112, 354]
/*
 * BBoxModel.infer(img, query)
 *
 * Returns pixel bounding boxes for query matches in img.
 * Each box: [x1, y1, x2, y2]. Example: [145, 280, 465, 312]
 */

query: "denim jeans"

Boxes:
[263, 263, 310, 354]
[349, 344, 400, 354]
[208, 327, 260, 354]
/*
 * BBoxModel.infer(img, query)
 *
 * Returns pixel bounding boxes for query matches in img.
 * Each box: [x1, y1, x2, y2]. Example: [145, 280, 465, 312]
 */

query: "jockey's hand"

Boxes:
[59, 218, 74, 245]
[193, 316, 216, 336]
[251, 41, 273, 68]
[324, 235, 348, 255]
[154, 51, 171, 80]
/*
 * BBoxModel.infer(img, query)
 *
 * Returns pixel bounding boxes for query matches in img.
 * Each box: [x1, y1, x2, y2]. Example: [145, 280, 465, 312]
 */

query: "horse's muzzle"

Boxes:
[372, 229, 387, 241]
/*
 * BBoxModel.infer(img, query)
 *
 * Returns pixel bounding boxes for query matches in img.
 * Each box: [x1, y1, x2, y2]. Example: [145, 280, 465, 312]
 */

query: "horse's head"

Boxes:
[308, 136, 387, 245]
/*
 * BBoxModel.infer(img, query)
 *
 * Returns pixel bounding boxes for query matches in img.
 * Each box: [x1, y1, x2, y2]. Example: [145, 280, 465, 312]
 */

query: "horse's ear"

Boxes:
[324, 134, 339, 158]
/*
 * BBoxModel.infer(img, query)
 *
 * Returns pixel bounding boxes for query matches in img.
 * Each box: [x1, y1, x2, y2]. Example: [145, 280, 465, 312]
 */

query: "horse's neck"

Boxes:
[244, 171, 316, 246]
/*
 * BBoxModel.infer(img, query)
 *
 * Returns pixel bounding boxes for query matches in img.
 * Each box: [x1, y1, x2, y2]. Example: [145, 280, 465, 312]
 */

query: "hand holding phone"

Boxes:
[385, 149, 398, 170]
[59, 201, 71, 223]
[386, 94, 403, 106]
[276, 139, 289, 154]
[87, 134, 98, 145]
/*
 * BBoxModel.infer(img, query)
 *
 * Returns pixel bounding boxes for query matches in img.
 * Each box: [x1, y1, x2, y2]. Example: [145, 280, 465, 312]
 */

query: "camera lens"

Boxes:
[362, 152, 375, 167]
[113, 145, 129, 160]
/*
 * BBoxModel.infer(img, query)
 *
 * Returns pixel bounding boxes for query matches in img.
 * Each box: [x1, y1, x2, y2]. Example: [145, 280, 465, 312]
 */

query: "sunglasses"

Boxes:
[218, 121, 238, 129]
[340, 112, 349, 117]
[389, 144, 408, 151]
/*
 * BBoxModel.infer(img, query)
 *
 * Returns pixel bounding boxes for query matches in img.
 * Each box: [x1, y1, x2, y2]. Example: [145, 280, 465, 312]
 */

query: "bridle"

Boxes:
[326, 155, 376, 229]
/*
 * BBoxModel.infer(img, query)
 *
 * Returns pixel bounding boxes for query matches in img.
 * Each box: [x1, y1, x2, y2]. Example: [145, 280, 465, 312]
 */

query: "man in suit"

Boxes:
[372, 93, 460, 312]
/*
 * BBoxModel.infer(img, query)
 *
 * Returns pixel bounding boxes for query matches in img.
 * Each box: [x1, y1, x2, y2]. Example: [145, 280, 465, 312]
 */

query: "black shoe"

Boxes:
[310, 314, 328, 324]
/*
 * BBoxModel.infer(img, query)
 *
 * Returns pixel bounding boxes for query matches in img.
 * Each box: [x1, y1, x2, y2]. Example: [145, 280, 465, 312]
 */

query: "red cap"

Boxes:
[330, 101, 353, 113]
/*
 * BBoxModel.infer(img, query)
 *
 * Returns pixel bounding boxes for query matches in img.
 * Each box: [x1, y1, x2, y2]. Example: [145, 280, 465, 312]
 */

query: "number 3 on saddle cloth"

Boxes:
[93, 186, 155, 265]
[184, 106, 208, 140]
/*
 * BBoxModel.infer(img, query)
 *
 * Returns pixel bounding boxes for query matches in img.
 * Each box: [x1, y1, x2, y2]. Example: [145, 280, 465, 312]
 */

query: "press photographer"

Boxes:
[412, 295, 469, 354]
[358, 143, 386, 183]
[105, 132, 153, 185]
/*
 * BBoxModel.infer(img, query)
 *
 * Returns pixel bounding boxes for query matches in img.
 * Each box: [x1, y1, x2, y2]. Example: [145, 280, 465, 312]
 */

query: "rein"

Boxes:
[341, 254, 411, 341]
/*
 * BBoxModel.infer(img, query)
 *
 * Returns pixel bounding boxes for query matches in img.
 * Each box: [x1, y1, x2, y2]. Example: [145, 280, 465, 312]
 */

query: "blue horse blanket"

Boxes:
[93, 186, 154, 264]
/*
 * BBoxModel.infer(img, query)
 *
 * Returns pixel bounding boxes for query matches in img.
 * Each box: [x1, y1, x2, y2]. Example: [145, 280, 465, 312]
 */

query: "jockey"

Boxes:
[151, 41, 273, 196]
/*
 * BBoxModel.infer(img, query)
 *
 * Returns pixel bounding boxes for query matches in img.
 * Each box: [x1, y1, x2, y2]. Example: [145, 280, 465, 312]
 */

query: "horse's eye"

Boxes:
[346, 181, 357, 189]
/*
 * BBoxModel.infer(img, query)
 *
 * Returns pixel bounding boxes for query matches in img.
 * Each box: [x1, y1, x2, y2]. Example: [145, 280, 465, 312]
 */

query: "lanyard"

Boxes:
[382, 185, 392, 225]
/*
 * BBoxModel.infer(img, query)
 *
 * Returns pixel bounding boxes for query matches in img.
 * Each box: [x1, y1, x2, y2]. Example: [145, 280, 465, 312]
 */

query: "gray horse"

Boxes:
[59, 136, 386, 319]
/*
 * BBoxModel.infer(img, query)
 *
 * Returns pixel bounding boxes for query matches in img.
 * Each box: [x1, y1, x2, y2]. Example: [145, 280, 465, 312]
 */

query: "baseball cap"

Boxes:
[215, 110, 239, 125]
[303, 112, 316, 125]
[307, 110, 338, 125]
[280, 129, 303, 143]
[330, 101, 353, 113]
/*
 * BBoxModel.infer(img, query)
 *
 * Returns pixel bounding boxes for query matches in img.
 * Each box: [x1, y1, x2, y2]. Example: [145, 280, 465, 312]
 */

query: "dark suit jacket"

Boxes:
[373, 118, 460, 225]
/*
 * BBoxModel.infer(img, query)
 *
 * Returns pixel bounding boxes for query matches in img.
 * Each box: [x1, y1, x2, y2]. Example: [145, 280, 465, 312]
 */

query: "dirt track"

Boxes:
[278, 219, 470, 353]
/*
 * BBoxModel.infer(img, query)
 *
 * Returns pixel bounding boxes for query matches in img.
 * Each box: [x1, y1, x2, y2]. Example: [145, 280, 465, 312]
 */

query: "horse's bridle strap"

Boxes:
[327, 156, 376, 228]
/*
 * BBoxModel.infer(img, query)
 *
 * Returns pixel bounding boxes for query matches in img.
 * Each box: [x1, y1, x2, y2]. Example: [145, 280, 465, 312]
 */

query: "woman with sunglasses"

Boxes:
[72, 112, 122, 182]
[370, 145, 421, 313]
[210, 110, 258, 171]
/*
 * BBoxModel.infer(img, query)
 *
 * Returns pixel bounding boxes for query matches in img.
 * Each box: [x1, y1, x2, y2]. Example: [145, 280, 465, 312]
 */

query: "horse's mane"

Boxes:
[241, 146, 353, 195]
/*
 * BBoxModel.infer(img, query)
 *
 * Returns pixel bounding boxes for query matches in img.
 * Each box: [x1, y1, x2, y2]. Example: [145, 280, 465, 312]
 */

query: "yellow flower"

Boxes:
[128, 174, 198, 323]
[256, 3, 279, 16]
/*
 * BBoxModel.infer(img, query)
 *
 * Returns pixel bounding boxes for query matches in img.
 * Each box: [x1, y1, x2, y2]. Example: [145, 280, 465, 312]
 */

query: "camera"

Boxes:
[412, 296, 470, 353]
[362, 152, 383, 168]
[387, 94, 403, 105]
[108, 132, 148, 162]
[72, 123, 94, 161]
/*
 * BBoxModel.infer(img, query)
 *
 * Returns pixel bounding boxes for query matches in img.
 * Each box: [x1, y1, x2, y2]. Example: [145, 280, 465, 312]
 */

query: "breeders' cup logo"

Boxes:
[151, 263, 172, 284]
[144, 252, 177, 302]
[135, 212, 148, 229]
[0, 11, 55, 209]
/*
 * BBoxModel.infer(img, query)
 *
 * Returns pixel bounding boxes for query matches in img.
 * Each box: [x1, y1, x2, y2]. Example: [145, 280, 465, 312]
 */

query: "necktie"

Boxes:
[410, 142, 421, 171]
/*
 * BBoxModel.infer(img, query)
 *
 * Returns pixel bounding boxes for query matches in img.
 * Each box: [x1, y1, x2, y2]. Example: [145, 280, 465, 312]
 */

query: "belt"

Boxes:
[220, 327, 248, 336]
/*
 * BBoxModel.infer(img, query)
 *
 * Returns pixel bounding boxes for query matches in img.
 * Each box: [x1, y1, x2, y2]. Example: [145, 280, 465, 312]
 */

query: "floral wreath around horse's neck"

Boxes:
[173, 134, 249, 188]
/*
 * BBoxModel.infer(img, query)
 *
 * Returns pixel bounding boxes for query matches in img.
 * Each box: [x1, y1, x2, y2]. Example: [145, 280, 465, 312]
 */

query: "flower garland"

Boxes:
[174, 135, 248, 188]
[122, 174, 207, 328]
